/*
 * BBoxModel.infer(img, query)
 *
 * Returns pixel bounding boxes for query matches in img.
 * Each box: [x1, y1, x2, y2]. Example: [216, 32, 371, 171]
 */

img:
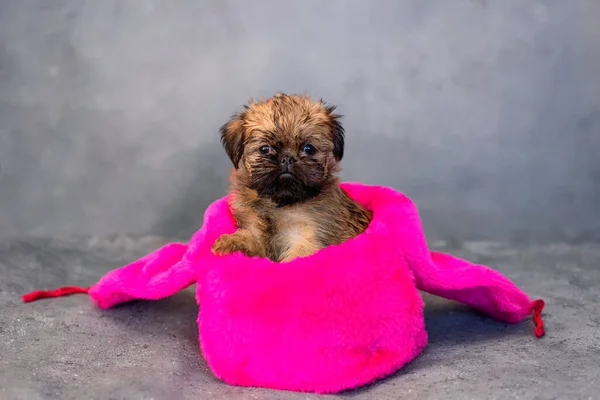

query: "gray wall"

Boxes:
[1, 0, 599, 243]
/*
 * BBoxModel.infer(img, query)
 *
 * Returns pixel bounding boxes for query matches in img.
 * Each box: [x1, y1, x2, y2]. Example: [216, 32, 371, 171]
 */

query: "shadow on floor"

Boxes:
[97, 287, 210, 378]
[342, 293, 531, 397]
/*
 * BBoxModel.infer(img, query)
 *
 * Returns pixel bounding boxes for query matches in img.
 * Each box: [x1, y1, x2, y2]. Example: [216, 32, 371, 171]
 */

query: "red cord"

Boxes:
[22, 286, 90, 303]
[531, 299, 545, 338]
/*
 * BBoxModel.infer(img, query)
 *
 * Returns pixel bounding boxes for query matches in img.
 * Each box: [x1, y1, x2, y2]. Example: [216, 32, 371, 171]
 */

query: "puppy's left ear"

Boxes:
[220, 114, 246, 169]
[325, 106, 345, 161]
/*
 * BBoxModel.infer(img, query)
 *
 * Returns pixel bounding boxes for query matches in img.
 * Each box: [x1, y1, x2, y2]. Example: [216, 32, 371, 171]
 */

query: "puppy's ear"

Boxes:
[220, 114, 246, 169]
[325, 106, 345, 161]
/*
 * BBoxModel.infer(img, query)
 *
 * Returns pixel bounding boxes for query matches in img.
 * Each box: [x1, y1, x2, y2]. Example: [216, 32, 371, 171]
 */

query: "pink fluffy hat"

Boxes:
[22, 182, 545, 394]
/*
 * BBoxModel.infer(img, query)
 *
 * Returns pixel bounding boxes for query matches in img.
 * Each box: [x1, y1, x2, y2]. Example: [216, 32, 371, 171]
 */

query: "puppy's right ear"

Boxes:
[220, 114, 246, 169]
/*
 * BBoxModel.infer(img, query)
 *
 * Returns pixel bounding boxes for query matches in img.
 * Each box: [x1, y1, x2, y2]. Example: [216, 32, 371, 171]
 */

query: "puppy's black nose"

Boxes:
[279, 156, 294, 172]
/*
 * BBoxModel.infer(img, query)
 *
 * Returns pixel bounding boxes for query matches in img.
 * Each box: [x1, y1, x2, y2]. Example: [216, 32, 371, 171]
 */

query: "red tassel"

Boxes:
[22, 286, 89, 303]
[531, 299, 545, 338]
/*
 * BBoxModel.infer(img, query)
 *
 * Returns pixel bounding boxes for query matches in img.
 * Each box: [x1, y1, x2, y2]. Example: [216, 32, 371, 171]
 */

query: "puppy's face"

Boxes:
[220, 93, 345, 205]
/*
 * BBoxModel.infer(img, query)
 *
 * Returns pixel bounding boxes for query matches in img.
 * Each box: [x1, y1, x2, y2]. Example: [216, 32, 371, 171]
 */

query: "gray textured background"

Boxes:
[2, 3, 600, 399]
[1, 0, 599, 243]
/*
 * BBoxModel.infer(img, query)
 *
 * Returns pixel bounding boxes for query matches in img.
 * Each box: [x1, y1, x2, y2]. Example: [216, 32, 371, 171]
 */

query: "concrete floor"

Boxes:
[1, 236, 599, 399]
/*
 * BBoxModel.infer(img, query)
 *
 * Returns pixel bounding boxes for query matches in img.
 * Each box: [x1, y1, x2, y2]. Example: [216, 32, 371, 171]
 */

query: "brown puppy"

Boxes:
[211, 93, 372, 262]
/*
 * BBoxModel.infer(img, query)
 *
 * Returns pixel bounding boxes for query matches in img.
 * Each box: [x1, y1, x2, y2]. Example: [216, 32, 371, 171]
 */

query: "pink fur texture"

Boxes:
[88, 182, 539, 394]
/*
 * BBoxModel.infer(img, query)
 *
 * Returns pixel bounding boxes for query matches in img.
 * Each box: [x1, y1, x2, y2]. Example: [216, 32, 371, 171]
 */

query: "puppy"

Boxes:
[211, 93, 372, 262]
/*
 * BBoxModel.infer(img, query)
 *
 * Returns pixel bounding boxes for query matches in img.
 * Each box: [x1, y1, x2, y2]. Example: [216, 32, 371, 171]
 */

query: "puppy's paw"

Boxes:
[212, 233, 249, 256]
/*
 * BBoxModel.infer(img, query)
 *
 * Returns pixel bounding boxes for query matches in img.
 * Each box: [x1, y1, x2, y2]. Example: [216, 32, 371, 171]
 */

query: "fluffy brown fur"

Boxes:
[212, 93, 372, 262]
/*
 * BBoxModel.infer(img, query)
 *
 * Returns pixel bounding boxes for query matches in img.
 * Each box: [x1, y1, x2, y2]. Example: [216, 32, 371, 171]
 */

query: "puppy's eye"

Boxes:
[259, 145, 271, 155]
[301, 144, 317, 155]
